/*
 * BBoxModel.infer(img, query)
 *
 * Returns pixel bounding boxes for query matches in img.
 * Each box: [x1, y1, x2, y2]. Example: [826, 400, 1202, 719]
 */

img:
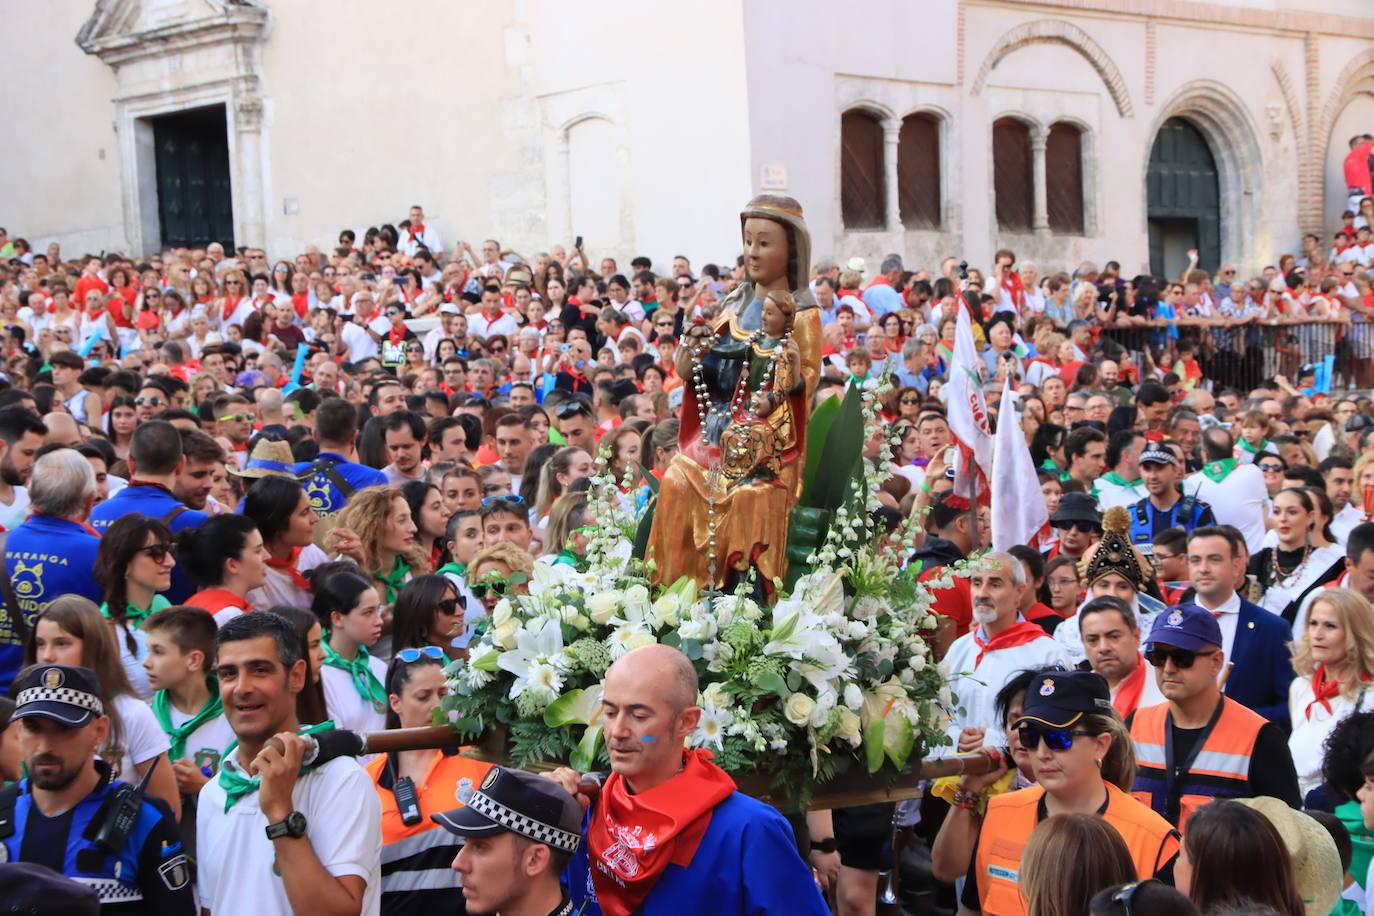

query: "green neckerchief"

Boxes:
[218, 720, 336, 811]
[99, 594, 171, 630]
[321, 640, 387, 712]
[1238, 437, 1270, 456]
[552, 549, 583, 569]
[1038, 459, 1061, 474]
[374, 556, 411, 605]
[435, 561, 467, 579]
[151, 679, 224, 761]
[1096, 471, 1141, 491]
[1201, 458, 1238, 483]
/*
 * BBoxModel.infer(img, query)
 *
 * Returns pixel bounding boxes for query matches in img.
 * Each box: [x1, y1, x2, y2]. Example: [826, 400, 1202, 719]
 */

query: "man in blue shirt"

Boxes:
[293, 397, 385, 518]
[0, 449, 103, 692]
[861, 254, 904, 319]
[552, 645, 828, 915]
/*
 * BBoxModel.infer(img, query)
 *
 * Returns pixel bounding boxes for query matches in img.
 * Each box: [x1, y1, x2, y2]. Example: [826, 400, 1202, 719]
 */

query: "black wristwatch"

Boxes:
[265, 811, 308, 841]
[811, 837, 837, 854]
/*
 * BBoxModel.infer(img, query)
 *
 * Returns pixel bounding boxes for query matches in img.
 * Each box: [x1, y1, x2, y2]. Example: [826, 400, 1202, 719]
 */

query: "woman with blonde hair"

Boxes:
[533, 445, 594, 521]
[331, 485, 430, 607]
[1019, 814, 1137, 916]
[542, 492, 593, 568]
[1288, 587, 1374, 794]
[467, 542, 536, 618]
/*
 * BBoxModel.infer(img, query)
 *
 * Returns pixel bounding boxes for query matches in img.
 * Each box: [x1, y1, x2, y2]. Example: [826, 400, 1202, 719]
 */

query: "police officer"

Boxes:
[1130, 442, 1215, 557]
[0, 665, 194, 914]
[432, 766, 582, 916]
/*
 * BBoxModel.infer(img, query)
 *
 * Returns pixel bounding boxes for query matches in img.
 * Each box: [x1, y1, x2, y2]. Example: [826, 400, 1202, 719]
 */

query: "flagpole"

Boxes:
[967, 447, 980, 553]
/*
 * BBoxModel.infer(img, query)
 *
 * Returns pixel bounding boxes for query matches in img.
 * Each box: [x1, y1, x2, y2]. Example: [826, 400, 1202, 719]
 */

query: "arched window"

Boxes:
[841, 109, 885, 229]
[1047, 122, 1084, 234]
[992, 117, 1033, 232]
[898, 113, 941, 229]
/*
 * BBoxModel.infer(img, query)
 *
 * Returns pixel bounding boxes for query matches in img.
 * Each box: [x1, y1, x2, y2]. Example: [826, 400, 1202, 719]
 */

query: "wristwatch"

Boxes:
[265, 811, 308, 841]
[811, 837, 837, 854]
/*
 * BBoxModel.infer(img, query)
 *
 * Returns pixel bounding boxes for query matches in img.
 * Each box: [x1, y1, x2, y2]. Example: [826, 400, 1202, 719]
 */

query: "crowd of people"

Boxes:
[1, 165, 1374, 914]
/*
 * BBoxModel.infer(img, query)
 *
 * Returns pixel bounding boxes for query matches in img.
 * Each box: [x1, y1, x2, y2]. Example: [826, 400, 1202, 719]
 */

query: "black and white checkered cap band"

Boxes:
[16, 686, 103, 717]
[468, 789, 581, 853]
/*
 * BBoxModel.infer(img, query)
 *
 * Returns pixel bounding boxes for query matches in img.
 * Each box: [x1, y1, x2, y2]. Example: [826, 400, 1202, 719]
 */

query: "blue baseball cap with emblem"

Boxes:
[1012, 670, 1113, 730]
[10, 665, 104, 728]
[1144, 603, 1223, 653]
[431, 766, 583, 854]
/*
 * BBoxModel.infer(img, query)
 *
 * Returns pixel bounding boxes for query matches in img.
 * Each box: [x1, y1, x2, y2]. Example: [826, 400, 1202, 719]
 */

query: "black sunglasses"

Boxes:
[555, 400, 591, 419]
[1056, 521, 1100, 534]
[1016, 726, 1090, 752]
[1144, 646, 1217, 669]
[1112, 880, 1157, 916]
[137, 543, 174, 562]
[1257, 462, 1284, 472]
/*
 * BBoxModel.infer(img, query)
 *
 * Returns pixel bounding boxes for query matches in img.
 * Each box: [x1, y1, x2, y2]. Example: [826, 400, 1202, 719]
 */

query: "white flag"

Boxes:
[992, 376, 1049, 551]
[946, 306, 992, 504]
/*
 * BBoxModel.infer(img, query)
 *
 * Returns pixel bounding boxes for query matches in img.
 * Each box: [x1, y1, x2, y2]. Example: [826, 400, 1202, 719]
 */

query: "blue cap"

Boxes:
[1013, 670, 1113, 730]
[1144, 604, 1223, 653]
[11, 665, 104, 728]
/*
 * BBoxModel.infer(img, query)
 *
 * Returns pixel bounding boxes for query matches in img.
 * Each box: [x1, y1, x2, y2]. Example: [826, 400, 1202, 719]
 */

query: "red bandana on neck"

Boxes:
[266, 546, 310, 591]
[1111, 658, 1148, 718]
[1307, 664, 1343, 720]
[1002, 272, 1026, 310]
[587, 749, 736, 916]
[971, 620, 1046, 669]
[388, 325, 408, 345]
[408, 224, 425, 242]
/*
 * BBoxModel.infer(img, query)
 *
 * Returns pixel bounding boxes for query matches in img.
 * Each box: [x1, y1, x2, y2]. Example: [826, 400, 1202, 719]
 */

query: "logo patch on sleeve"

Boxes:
[987, 864, 1018, 883]
[158, 854, 191, 891]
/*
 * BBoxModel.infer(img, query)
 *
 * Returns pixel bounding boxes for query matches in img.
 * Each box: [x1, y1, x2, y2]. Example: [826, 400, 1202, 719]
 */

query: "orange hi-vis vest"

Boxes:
[1129, 696, 1265, 828]
[975, 783, 1179, 916]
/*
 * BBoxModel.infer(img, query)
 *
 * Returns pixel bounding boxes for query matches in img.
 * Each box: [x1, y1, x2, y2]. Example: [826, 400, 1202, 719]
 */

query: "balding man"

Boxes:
[554, 645, 827, 915]
[42, 412, 81, 448]
[255, 387, 289, 438]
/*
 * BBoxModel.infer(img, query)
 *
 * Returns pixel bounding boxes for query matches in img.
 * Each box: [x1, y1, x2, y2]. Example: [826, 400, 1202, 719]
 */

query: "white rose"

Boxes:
[586, 593, 621, 625]
[624, 630, 656, 653]
[837, 708, 862, 747]
[702, 682, 730, 709]
[624, 584, 650, 606]
[491, 600, 513, 628]
[844, 683, 864, 710]
[494, 620, 520, 649]
[651, 594, 681, 628]
[908, 654, 926, 673]
[783, 692, 817, 727]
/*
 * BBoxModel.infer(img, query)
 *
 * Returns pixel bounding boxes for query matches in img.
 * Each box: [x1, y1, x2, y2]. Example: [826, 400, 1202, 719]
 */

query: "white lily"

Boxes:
[496, 620, 569, 699]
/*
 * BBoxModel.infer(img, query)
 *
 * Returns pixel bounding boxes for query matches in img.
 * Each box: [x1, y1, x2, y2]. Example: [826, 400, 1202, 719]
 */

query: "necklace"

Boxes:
[1270, 541, 1312, 585]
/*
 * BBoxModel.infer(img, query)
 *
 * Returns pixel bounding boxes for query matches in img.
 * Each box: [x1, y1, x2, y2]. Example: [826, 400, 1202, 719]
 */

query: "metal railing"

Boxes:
[1098, 319, 1350, 392]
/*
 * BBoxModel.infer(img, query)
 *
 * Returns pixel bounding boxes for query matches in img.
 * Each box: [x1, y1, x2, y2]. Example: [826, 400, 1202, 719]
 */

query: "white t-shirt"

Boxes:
[225, 298, 259, 329]
[246, 544, 329, 613]
[341, 321, 379, 362]
[468, 311, 519, 340]
[198, 754, 382, 916]
[104, 694, 172, 786]
[114, 622, 153, 701]
[166, 702, 236, 772]
[0, 486, 31, 531]
[1288, 674, 1374, 795]
[938, 625, 1073, 751]
[321, 655, 389, 734]
[1183, 463, 1269, 553]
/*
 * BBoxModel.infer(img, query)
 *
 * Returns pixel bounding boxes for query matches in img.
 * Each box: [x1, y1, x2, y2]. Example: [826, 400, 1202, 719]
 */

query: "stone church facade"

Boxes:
[1, 0, 1372, 277]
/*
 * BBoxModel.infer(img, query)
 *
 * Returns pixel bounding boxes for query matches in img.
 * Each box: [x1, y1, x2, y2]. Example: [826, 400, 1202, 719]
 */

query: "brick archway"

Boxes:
[970, 19, 1133, 119]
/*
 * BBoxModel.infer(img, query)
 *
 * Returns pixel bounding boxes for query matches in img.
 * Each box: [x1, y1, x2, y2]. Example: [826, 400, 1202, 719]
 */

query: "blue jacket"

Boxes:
[292, 452, 386, 516]
[0, 515, 103, 692]
[1225, 598, 1296, 728]
[565, 791, 829, 915]
[90, 484, 208, 604]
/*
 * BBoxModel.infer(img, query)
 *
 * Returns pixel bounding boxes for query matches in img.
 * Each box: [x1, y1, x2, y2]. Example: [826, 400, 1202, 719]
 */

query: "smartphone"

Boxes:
[560, 343, 570, 354]
[574, 235, 583, 250]
[944, 446, 959, 467]
[856, 332, 867, 345]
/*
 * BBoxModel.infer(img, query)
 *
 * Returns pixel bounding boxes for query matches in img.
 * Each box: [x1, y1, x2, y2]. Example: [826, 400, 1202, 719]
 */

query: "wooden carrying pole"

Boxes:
[356, 726, 1002, 805]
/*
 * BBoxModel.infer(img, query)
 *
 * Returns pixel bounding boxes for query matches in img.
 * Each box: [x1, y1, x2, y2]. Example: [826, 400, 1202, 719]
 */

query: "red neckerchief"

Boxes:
[188, 588, 245, 615]
[1001, 272, 1026, 310]
[865, 275, 894, 289]
[231, 441, 249, 453]
[1111, 659, 1148, 718]
[1307, 664, 1343, 720]
[31, 509, 101, 539]
[388, 325, 408, 345]
[971, 620, 1046, 669]
[430, 542, 443, 569]
[291, 292, 309, 318]
[408, 223, 425, 242]
[265, 546, 310, 591]
[587, 749, 736, 916]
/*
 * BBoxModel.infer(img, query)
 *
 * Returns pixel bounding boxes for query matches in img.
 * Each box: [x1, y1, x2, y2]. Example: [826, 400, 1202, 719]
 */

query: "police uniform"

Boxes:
[0, 665, 194, 915]
[1127, 444, 1216, 557]
[431, 766, 580, 916]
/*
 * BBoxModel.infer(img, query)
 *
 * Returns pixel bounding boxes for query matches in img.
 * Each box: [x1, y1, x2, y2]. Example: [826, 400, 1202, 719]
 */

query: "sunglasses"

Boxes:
[406, 346, 423, 354]
[1056, 521, 1100, 534]
[481, 494, 527, 509]
[470, 571, 529, 600]
[387, 310, 403, 317]
[899, 397, 920, 405]
[1112, 880, 1154, 916]
[218, 413, 255, 423]
[135, 396, 164, 407]
[396, 645, 447, 663]
[1145, 646, 1216, 669]
[137, 543, 174, 562]
[1016, 725, 1090, 752]
[555, 401, 591, 419]
[1257, 463, 1284, 472]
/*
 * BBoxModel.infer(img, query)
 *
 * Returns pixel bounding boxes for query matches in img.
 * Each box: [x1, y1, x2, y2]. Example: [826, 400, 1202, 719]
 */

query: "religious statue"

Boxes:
[647, 194, 821, 595]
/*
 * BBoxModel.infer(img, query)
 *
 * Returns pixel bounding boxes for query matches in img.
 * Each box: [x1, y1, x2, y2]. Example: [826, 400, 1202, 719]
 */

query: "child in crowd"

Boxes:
[1236, 409, 1273, 463]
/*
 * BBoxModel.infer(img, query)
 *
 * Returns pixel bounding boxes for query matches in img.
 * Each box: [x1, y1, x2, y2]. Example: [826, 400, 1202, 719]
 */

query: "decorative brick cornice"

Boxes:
[981, 0, 1374, 40]
[971, 18, 1133, 117]
[1144, 21, 1155, 107]
[1304, 33, 1325, 236]
[957, 0, 967, 86]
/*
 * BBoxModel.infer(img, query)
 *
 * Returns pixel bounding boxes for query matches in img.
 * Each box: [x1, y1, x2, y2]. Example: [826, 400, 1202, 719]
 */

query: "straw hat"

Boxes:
[227, 439, 301, 480]
[1234, 796, 1342, 916]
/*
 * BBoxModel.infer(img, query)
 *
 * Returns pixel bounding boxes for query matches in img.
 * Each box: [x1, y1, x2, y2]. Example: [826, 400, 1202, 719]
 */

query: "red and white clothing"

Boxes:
[399, 224, 443, 259]
[247, 544, 328, 613]
[938, 620, 1072, 751]
[468, 310, 519, 340]
[1288, 668, 1373, 795]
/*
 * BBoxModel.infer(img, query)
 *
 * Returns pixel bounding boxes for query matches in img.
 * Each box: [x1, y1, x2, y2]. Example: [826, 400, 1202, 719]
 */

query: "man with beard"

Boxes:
[552, 644, 827, 915]
[1128, 442, 1216, 556]
[939, 552, 1071, 753]
[173, 429, 226, 511]
[1322, 456, 1361, 544]
[0, 407, 46, 531]
[0, 664, 194, 912]
[198, 612, 381, 916]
